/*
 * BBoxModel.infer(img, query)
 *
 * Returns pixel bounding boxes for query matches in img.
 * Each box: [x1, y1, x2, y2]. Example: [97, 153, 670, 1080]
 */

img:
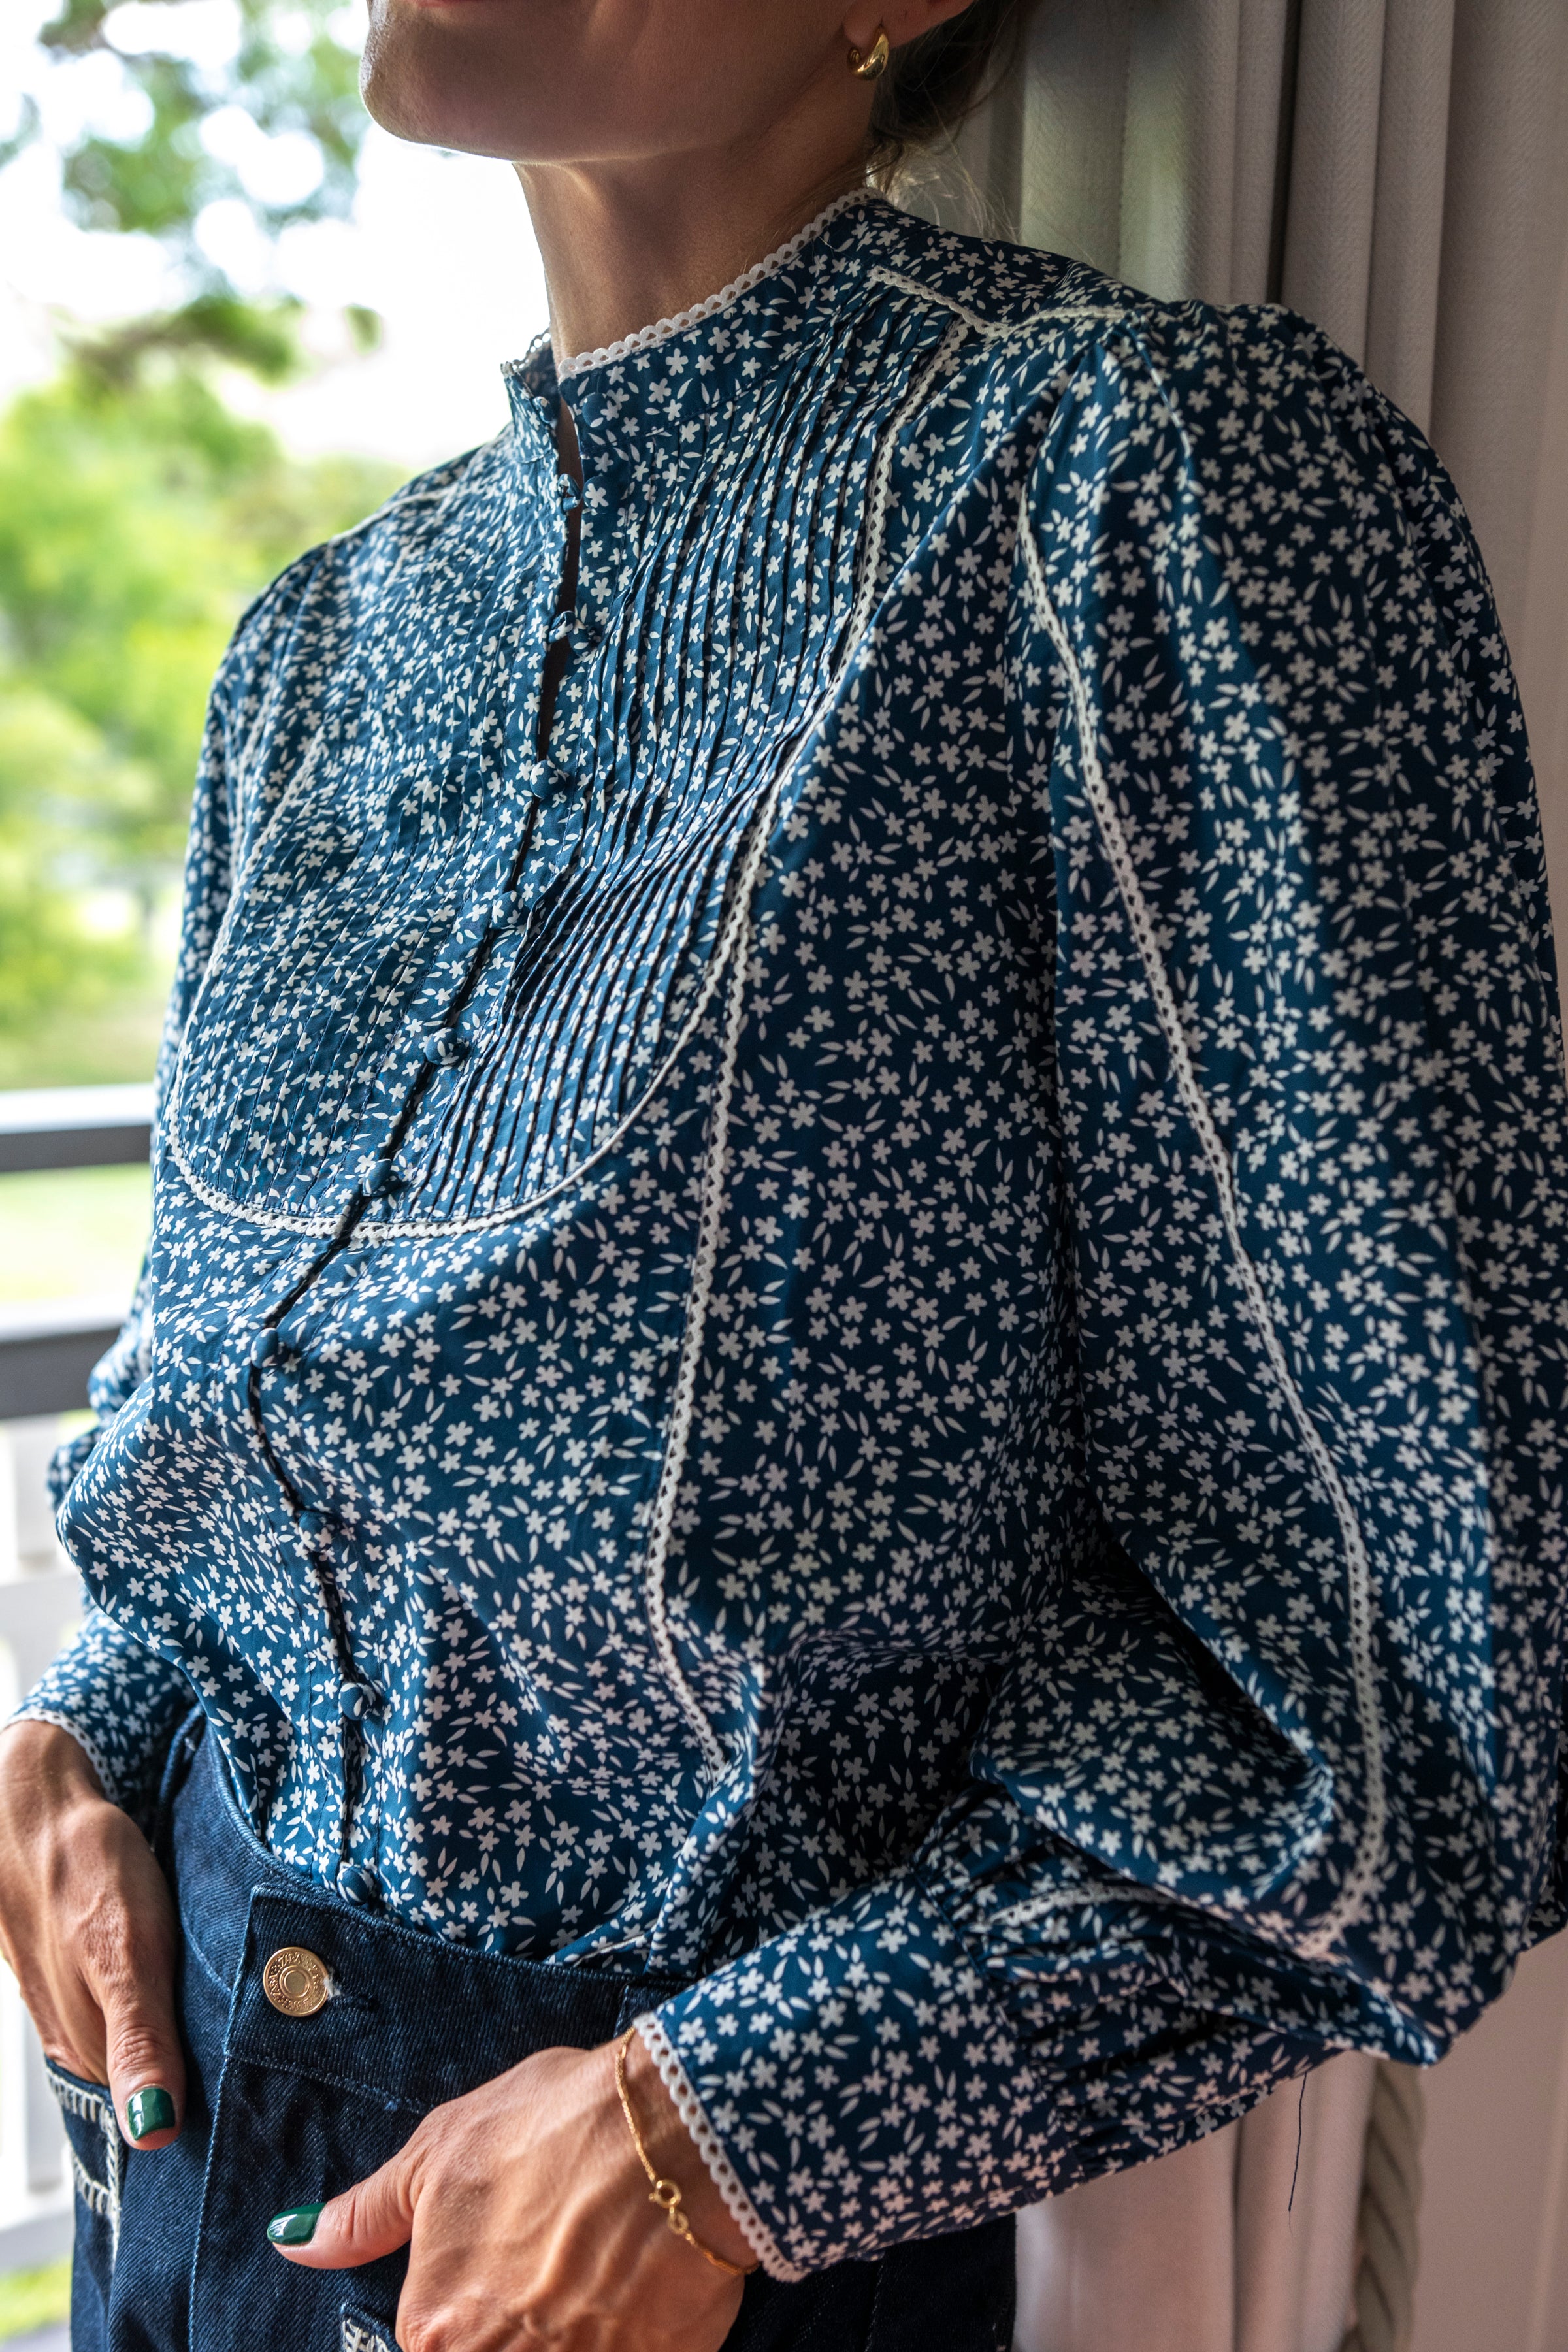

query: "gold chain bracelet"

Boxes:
[613, 2027, 758, 2279]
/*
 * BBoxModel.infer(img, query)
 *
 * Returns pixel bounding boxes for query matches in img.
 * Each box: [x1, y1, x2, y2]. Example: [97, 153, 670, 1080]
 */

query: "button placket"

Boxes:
[237, 567, 566, 1883]
[358, 1145, 402, 1202]
[336, 1676, 383, 1722]
[336, 1863, 380, 1906]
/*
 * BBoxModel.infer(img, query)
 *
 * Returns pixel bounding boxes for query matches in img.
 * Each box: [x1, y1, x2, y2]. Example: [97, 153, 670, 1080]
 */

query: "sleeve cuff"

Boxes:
[642, 1868, 1035, 2276]
[14, 1609, 192, 1816]
[635, 2014, 801, 2280]
[642, 1814, 1395, 2276]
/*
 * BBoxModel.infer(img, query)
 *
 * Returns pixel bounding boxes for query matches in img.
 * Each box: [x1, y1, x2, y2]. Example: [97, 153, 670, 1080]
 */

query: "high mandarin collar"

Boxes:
[501, 188, 895, 492]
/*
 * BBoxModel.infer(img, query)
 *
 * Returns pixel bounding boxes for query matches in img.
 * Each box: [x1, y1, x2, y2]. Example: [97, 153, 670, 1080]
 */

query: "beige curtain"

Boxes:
[1013, 2054, 1377, 2352]
[909, 5, 1568, 2348]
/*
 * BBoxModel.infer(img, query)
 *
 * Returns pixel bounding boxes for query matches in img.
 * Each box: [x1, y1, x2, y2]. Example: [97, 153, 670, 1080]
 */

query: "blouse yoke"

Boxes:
[19, 189, 1568, 2277]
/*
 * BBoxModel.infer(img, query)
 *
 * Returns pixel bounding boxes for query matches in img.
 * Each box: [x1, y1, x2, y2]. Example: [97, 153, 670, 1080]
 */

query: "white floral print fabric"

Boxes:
[19, 193, 1568, 2278]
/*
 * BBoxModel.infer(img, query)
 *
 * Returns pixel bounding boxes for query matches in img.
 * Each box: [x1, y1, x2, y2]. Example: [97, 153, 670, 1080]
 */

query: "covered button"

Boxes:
[519, 757, 575, 805]
[360, 1154, 400, 1200]
[337, 1678, 382, 1720]
[423, 1029, 467, 1068]
[249, 1328, 280, 1368]
[547, 613, 600, 660]
[337, 1863, 380, 1908]
[297, 1507, 329, 1541]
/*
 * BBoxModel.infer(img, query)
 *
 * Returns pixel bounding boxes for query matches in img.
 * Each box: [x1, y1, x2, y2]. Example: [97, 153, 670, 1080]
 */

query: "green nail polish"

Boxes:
[267, 2204, 323, 2246]
[126, 2087, 176, 2142]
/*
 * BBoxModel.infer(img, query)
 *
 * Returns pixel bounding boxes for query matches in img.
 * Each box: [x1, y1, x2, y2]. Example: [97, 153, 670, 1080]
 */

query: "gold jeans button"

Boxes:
[262, 1946, 330, 2017]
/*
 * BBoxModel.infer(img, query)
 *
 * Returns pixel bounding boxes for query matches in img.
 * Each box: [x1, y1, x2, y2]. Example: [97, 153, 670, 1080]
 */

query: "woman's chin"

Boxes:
[359, 38, 537, 157]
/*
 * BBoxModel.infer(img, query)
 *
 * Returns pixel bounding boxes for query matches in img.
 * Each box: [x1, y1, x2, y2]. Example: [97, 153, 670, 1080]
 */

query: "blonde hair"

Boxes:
[867, 2, 1023, 182]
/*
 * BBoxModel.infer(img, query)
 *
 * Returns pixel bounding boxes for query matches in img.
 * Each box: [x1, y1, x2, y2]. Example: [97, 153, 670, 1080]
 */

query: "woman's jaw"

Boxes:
[357, 0, 973, 370]
[359, 0, 868, 170]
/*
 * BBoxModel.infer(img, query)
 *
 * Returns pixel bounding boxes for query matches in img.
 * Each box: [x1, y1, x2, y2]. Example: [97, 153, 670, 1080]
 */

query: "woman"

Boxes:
[3, 0, 1565, 2346]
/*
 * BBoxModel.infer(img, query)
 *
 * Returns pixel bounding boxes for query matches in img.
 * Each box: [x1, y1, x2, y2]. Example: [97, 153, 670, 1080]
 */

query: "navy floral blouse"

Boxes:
[20, 189, 1568, 2276]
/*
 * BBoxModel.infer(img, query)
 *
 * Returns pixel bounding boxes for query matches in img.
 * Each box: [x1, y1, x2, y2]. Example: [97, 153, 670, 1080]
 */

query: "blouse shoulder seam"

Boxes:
[862, 262, 1184, 397]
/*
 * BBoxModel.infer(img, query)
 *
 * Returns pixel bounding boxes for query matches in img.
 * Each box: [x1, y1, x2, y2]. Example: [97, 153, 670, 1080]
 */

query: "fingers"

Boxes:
[97, 1946, 186, 2151]
[33, 1988, 115, 2091]
[75, 1807, 186, 2150]
[270, 2143, 416, 2269]
[0, 1728, 186, 2150]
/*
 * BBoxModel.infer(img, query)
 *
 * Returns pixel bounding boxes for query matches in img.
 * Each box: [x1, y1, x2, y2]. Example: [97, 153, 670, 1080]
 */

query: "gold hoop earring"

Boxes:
[848, 27, 890, 79]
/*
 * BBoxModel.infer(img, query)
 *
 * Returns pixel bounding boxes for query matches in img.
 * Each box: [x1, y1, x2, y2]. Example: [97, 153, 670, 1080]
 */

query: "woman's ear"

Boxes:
[844, 0, 980, 55]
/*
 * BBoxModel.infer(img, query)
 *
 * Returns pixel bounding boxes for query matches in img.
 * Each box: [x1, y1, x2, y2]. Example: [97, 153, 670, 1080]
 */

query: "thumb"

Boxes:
[269, 2146, 416, 2270]
[99, 1961, 186, 2153]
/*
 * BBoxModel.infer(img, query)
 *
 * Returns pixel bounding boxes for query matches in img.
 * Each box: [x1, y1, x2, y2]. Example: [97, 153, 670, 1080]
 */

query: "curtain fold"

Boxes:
[1013, 2055, 1377, 2352]
[1281, 0, 1389, 359]
[1362, 0, 1454, 428]
[1232, 0, 1295, 301]
[1429, 2, 1568, 641]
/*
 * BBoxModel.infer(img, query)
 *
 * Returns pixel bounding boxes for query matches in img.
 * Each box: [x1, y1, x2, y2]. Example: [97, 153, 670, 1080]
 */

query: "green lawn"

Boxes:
[0, 1164, 151, 1307]
[0, 2259, 69, 2339]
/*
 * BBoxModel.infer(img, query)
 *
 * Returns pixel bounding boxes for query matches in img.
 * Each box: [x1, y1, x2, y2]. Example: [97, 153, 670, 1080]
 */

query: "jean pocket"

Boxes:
[341, 2304, 402, 2352]
[46, 2061, 124, 2268]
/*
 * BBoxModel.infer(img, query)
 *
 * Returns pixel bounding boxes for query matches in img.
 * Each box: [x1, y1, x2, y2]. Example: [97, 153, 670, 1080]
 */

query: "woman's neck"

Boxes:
[517, 127, 870, 370]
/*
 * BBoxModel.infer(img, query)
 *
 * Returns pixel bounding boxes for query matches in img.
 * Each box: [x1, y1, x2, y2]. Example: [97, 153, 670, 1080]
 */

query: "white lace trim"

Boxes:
[638, 786, 781, 1782]
[635, 2013, 805, 2281]
[555, 188, 882, 382]
[1017, 489, 1387, 1961]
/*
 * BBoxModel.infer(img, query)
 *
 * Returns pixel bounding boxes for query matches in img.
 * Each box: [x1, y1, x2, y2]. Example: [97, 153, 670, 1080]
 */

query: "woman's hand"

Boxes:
[271, 2032, 751, 2351]
[0, 1720, 184, 2148]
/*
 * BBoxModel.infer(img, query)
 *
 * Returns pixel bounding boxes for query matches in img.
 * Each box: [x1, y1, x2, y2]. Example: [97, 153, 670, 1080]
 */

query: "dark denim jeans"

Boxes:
[56, 1720, 1015, 2352]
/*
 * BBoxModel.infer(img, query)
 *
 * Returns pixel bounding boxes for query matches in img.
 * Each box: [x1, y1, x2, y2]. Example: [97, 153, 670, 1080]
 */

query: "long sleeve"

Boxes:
[11, 554, 313, 1805]
[16, 1264, 195, 1808]
[640, 302, 1568, 2276]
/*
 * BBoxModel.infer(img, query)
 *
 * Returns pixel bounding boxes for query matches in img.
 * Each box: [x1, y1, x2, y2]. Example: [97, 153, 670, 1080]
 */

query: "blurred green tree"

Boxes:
[0, 363, 399, 1079]
[0, 0, 401, 1085]
[19, 0, 377, 378]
